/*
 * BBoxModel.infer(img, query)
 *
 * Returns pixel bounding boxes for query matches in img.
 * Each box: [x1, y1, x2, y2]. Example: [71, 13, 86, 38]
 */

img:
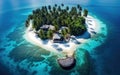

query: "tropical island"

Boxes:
[24, 4, 97, 70]
[26, 4, 88, 38]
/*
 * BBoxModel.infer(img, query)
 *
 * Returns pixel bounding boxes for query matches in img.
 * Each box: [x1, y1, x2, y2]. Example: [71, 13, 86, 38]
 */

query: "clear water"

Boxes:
[0, 0, 120, 75]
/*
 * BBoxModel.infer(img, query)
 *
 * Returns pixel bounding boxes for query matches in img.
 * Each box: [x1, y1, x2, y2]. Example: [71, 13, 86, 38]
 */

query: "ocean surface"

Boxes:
[0, 0, 120, 75]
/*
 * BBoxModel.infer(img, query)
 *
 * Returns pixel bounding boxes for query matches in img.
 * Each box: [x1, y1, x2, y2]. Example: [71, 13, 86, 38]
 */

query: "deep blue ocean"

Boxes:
[0, 0, 120, 75]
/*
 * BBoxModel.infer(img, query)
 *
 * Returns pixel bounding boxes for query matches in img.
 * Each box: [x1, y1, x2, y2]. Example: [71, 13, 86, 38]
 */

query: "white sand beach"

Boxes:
[24, 15, 99, 56]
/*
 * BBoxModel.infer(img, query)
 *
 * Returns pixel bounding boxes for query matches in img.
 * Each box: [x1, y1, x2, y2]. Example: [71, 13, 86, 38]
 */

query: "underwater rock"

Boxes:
[58, 56, 76, 70]
[8, 44, 50, 62]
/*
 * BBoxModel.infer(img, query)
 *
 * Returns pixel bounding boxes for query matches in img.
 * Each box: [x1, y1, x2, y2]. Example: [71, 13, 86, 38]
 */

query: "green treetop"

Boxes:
[26, 4, 88, 39]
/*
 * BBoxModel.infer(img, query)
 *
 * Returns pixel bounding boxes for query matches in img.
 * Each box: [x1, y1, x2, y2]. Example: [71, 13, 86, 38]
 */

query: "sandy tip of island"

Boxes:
[23, 15, 99, 56]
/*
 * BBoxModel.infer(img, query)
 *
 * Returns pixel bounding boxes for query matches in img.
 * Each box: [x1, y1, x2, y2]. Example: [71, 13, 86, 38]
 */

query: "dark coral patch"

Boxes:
[0, 48, 5, 52]
[9, 44, 50, 62]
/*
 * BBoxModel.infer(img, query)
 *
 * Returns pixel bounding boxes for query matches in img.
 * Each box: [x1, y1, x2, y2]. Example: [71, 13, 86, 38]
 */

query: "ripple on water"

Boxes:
[79, 15, 107, 52]
[8, 44, 50, 62]
[6, 26, 25, 44]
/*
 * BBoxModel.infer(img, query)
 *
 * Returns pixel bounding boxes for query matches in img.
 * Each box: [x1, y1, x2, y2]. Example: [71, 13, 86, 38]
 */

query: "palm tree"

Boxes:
[48, 5, 51, 11]
[55, 4, 57, 7]
[61, 3, 64, 7]
[25, 20, 29, 27]
[66, 6, 69, 11]
[78, 11, 81, 16]
[58, 6, 61, 11]
[28, 14, 33, 20]
[53, 7, 56, 12]
[77, 4, 82, 11]
[77, 4, 80, 9]
[79, 6, 82, 11]
[47, 29, 53, 39]
[83, 9, 88, 17]
[54, 24, 59, 32]
[39, 29, 46, 39]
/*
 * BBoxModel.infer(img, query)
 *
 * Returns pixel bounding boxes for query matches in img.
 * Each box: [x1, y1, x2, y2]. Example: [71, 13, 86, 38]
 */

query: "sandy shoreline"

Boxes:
[23, 15, 99, 56]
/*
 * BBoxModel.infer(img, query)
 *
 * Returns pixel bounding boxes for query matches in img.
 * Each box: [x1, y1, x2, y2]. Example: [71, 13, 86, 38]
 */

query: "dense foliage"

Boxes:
[26, 4, 88, 39]
[83, 9, 88, 17]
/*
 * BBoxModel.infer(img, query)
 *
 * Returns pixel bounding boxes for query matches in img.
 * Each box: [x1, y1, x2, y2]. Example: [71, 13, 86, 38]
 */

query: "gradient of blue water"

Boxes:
[0, 0, 120, 75]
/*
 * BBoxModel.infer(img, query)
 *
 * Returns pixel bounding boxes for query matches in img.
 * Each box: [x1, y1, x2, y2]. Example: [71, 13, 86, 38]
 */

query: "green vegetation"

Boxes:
[47, 29, 53, 39]
[26, 4, 88, 40]
[61, 28, 68, 37]
[38, 29, 46, 40]
[83, 9, 88, 17]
